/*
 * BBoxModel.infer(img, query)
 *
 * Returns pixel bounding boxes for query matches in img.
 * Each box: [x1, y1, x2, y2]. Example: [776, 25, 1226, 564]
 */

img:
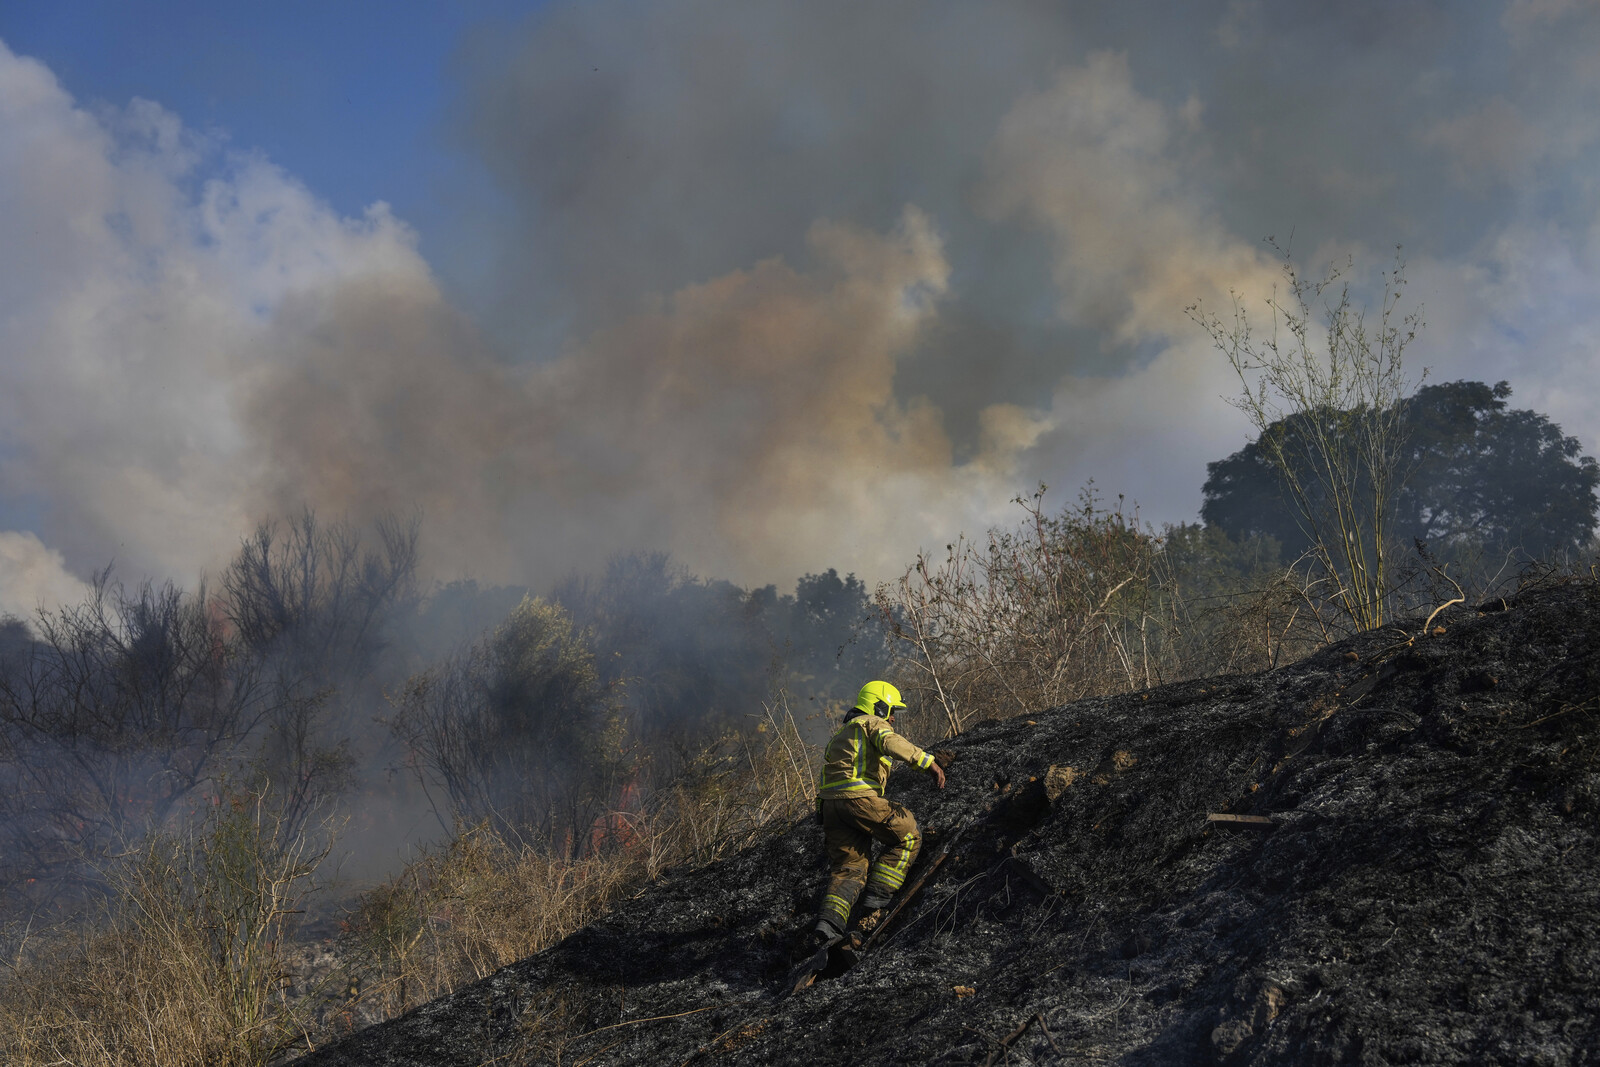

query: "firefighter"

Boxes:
[813, 680, 946, 945]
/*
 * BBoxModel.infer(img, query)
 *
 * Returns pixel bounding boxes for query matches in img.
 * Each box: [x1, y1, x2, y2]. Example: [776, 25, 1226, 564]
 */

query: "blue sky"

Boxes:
[0, 0, 1598, 611]
[0, 1, 533, 224]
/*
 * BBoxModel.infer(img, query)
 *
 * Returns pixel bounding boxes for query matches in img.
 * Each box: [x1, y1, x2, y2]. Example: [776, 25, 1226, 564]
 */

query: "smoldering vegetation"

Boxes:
[0, 515, 886, 898]
[0, 375, 1595, 1066]
[0, 508, 891, 1065]
[292, 575, 1600, 1067]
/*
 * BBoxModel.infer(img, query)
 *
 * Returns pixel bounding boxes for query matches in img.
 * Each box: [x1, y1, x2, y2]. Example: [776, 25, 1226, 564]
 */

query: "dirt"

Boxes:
[293, 580, 1600, 1065]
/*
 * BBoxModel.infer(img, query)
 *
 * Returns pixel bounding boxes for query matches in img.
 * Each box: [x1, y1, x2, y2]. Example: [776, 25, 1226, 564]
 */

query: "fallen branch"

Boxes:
[859, 808, 985, 954]
[983, 1013, 1039, 1066]
[1034, 1012, 1063, 1055]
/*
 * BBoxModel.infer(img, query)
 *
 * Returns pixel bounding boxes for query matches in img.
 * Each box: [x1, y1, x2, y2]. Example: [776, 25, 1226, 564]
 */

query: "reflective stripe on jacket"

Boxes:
[817, 713, 934, 799]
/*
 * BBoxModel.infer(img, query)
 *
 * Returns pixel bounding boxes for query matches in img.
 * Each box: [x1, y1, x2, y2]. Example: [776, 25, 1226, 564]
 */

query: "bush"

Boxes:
[343, 699, 815, 1020]
[391, 596, 626, 858]
[1191, 248, 1419, 631]
[877, 488, 1320, 734]
[0, 792, 329, 1067]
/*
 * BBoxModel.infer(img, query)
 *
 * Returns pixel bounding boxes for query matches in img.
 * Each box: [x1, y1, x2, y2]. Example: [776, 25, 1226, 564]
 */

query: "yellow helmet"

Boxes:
[854, 680, 906, 719]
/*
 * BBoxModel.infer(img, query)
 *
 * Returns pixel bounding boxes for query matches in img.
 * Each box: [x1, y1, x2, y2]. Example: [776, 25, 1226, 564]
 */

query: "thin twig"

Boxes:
[574, 1003, 716, 1039]
[1515, 698, 1598, 731]
[570, 1040, 623, 1067]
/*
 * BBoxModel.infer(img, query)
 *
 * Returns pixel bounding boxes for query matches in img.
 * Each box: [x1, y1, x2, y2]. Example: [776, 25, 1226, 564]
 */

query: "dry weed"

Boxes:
[878, 488, 1323, 735]
[341, 698, 817, 1022]
[0, 791, 330, 1067]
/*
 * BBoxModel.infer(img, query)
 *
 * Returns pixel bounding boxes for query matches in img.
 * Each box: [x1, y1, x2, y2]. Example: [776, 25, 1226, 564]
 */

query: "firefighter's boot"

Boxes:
[816, 874, 863, 943]
[853, 888, 892, 936]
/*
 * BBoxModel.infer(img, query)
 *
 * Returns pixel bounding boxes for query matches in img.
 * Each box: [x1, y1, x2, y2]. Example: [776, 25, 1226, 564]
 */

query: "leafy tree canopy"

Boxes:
[1202, 380, 1599, 562]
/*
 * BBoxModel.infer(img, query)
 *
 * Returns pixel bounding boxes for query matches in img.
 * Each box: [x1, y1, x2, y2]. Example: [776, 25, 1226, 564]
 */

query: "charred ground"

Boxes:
[298, 581, 1600, 1065]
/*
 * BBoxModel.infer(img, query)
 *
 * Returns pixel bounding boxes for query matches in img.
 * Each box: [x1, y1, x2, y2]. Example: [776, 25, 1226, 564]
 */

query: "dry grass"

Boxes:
[0, 702, 817, 1061]
[878, 488, 1322, 735]
[340, 824, 641, 1018]
[339, 699, 817, 1021]
[0, 793, 329, 1067]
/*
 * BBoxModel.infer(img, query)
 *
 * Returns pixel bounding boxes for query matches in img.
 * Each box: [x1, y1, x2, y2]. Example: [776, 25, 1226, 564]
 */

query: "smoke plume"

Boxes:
[2, 0, 1600, 605]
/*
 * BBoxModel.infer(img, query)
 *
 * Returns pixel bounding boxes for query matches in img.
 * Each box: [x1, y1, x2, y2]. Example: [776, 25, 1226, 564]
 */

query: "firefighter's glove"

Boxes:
[930, 762, 947, 790]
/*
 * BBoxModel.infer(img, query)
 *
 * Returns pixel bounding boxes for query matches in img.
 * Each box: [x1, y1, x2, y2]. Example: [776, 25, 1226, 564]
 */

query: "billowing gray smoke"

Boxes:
[2, 0, 1599, 606]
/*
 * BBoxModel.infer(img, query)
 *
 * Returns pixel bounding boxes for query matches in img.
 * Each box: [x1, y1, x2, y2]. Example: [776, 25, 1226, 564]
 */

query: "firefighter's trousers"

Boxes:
[816, 794, 921, 935]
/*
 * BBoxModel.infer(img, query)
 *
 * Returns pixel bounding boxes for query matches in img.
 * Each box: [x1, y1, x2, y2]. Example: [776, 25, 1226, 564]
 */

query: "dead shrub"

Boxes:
[628, 696, 817, 874]
[0, 791, 330, 1067]
[342, 698, 817, 1021]
[878, 487, 1324, 734]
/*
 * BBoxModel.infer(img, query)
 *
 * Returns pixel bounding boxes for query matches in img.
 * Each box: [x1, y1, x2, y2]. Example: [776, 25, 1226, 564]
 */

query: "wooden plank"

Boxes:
[1207, 813, 1275, 828]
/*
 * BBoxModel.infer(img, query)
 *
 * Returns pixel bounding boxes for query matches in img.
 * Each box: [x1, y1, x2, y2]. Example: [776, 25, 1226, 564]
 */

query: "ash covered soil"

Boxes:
[298, 583, 1600, 1065]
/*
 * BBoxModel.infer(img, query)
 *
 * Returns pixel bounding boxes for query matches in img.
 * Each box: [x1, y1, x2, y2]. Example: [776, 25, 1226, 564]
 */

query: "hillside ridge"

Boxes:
[299, 581, 1600, 1065]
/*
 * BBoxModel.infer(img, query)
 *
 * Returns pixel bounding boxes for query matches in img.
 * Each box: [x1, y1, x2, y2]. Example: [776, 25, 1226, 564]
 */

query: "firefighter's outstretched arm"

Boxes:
[870, 720, 945, 788]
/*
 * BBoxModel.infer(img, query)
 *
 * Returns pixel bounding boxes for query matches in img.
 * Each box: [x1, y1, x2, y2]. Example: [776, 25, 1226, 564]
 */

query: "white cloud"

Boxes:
[0, 39, 433, 585]
[0, 531, 94, 620]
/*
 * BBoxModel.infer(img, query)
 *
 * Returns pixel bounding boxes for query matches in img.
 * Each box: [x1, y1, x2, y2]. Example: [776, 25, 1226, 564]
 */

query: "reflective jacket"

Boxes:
[817, 712, 934, 800]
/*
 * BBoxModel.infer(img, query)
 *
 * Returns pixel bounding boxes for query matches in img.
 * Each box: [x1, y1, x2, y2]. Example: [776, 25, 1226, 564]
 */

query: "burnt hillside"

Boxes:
[299, 581, 1600, 1066]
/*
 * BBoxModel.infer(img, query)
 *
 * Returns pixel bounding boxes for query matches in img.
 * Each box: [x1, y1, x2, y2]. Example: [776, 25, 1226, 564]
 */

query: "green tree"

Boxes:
[393, 597, 624, 857]
[1398, 380, 1599, 559]
[1203, 380, 1599, 566]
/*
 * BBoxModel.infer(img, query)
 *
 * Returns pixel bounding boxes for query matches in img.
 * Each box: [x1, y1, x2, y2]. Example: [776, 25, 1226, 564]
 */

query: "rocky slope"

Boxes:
[297, 580, 1600, 1065]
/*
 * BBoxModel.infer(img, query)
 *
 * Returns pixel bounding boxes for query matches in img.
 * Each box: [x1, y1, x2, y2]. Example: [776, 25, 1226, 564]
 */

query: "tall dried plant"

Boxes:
[878, 488, 1168, 732]
[343, 697, 817, 1022]
[1191, 247, 1421, 632]
[0, 790, 331, 1067]
[877, 489, 1323, 734]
